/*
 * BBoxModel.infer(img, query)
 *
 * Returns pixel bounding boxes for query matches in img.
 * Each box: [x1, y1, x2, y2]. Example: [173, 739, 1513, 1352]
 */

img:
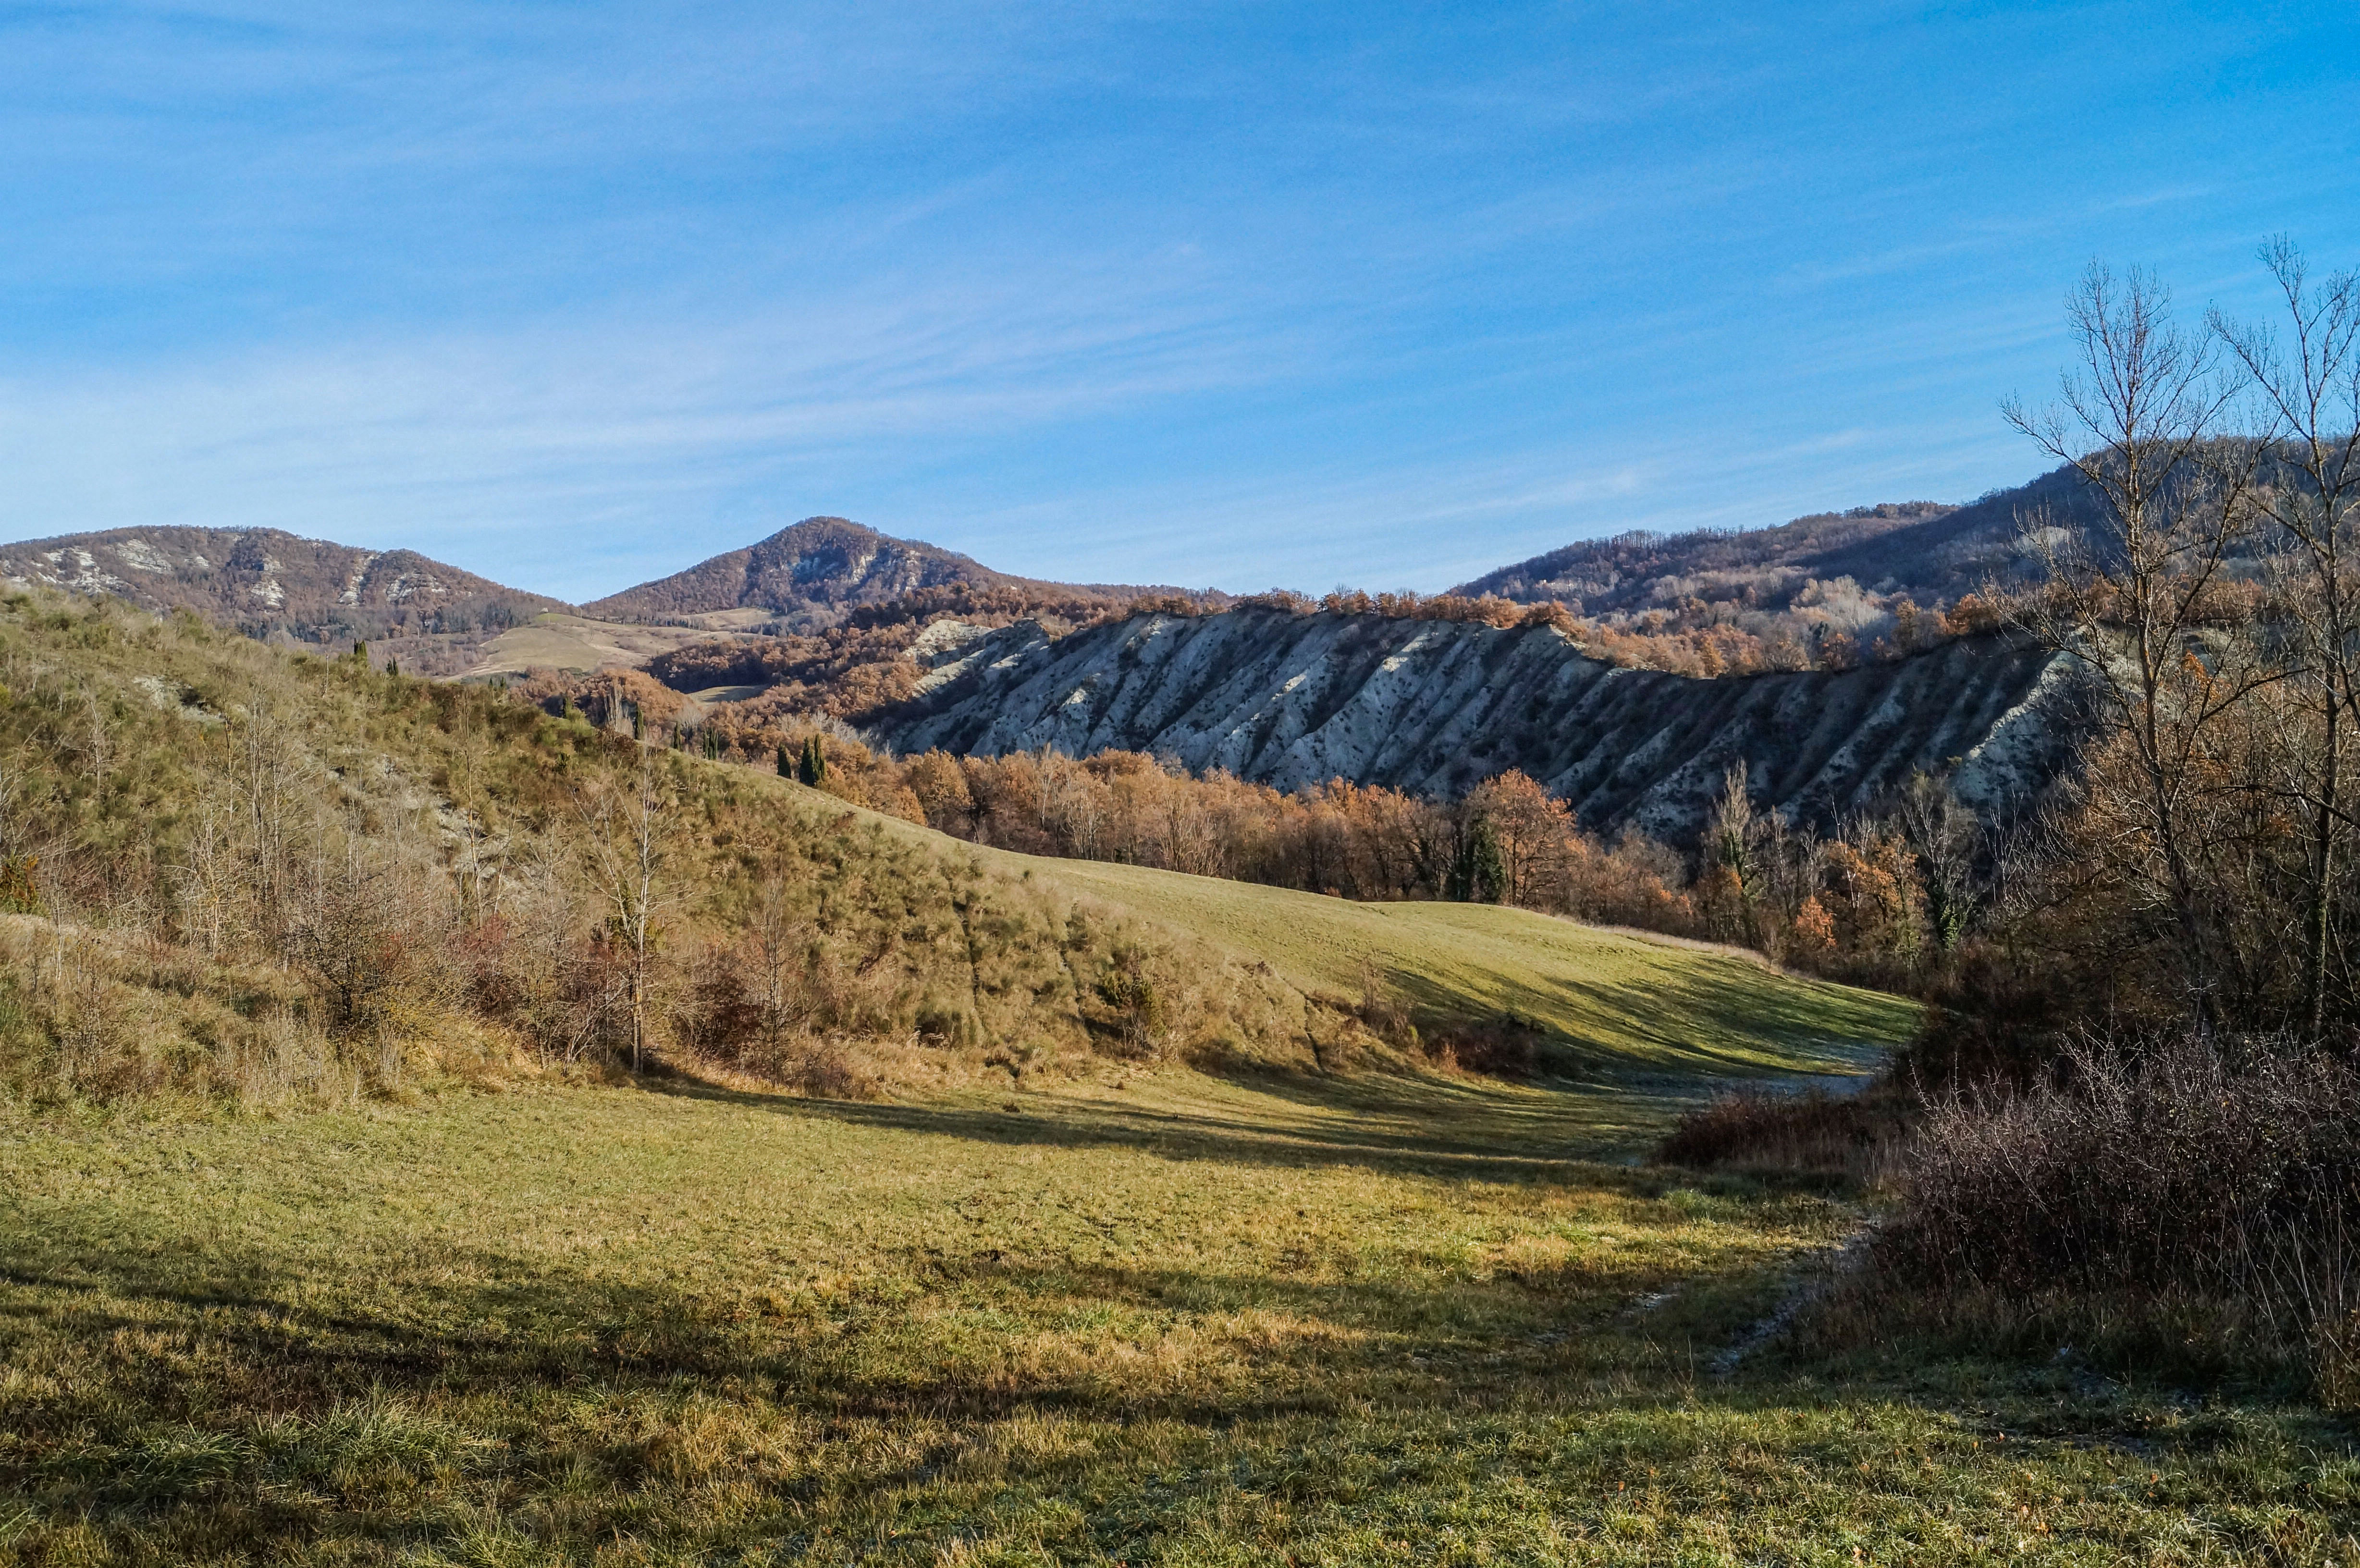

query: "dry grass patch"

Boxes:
[4, 1075, 2356, 1563]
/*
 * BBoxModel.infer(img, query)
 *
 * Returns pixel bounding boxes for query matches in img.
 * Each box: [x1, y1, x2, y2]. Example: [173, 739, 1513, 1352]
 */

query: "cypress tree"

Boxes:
[1448, 817, 1506, 904]
[1469, 818, 1505, 904]
[777, 740, 793, 778]
[799, 734, 828, 787]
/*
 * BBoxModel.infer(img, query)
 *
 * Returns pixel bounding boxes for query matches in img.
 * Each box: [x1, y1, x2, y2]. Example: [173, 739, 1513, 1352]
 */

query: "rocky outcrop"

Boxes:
[871, 608, 2075, 839]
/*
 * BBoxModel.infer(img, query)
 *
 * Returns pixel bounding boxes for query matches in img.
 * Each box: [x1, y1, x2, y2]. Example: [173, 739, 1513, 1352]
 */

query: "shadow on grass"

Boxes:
[1390, 962, 1901, 1080]
[0, 1203, 1709, 1518]
[2, 1190, 2336, 1560]
[645, 1069, 1691, 1182]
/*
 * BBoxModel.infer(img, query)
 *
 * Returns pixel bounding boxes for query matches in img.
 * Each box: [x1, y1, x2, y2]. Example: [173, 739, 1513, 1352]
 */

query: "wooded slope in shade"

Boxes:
[1450, 466, 2118, 612]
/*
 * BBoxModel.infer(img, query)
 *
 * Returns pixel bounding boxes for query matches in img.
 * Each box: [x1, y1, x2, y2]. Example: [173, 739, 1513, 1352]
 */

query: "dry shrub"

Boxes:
[0, 916, 368, 1107]
[1353, 959, 1418, 1052]
[662, 935, 906, 1098]
[1657, 1084, 1906, 1179]
[1089, 942, 1166, 1059]
[286, 845, 464, 1052]
[1420, 1016, 1543, 1078]
[1881, 1030, 2360, 1396]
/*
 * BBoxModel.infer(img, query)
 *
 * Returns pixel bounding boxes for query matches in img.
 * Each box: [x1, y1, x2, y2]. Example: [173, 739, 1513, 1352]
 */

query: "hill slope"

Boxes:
[0, 587, 1906, 1107]
[0, 525, 565, 671]
[1450, 465, 2110, 616]
[582, 516, 1020, 623]
[979, 846, 1906, 1079]
[870, 607, 2071, 839]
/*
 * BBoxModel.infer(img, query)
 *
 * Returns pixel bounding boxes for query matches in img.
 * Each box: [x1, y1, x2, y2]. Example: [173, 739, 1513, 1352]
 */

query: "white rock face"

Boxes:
[338, 552, 381, 605]
[0, 547, 132, 595]
[871, 608, 2073, 839]
[112, 539, 174, 574]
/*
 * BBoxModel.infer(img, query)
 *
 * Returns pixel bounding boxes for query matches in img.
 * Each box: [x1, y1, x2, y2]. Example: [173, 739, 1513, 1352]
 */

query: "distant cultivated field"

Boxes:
[5, 1069, 2350, 1564]
[463, 612, 747, 676]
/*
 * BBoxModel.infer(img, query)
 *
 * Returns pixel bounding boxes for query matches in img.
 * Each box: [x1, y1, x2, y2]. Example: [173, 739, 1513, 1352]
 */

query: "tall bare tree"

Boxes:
[2213, 239, 2360, 1035]
[2004, 263, 2264, 1017]
[580, 750, 676, 1072]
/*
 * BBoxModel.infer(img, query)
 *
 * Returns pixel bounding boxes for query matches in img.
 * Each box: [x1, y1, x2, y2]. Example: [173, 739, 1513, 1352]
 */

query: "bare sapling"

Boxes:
[578, 748, 676, 1072]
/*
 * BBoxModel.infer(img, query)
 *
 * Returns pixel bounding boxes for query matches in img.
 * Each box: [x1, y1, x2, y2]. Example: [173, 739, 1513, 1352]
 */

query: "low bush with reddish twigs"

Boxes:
[1657, 1084, 1909, 1180]
[1878, 1031, 2360, 1399]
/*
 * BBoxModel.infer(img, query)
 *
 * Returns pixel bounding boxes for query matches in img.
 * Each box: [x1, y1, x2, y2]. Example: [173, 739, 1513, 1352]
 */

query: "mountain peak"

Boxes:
[582, 516, 1021, 623]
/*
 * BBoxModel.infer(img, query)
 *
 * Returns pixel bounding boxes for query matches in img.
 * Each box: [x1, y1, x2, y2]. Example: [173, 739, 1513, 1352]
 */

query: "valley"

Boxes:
[4, 432, 2350, 1563]
[16, 18, 2358, 1561]
[459, 611, 764, 679]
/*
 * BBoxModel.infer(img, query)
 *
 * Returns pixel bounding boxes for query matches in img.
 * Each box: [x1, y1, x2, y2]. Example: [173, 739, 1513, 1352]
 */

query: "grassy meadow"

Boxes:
[0, 591, 2353, 1562]
[7, 1063, 2359, 1565]
[988, 848, 1906, 1082]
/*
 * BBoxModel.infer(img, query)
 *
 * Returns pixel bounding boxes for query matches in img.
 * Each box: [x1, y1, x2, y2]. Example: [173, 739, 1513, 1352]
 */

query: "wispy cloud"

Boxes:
[0, 253, 1303, 597]
[0, 0, 2352, 601]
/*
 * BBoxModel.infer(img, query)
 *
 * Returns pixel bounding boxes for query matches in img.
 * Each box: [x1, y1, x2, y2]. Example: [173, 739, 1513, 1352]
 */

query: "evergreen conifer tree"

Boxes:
[1448, 817, 1506, 903]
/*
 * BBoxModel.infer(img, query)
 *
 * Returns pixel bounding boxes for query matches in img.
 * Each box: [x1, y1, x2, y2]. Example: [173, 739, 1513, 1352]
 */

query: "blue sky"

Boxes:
[2, 3, 2355, 601]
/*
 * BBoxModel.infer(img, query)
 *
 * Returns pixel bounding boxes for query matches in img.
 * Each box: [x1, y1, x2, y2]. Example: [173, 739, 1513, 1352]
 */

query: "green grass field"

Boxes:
[6, 1064, 2357, 1564]
[996, 849, 1906, 1082]
[847, 794, 1914, 1092]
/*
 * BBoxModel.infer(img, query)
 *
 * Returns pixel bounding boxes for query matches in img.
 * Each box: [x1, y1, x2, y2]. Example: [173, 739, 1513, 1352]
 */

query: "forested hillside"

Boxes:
[0, 525, 562, 671]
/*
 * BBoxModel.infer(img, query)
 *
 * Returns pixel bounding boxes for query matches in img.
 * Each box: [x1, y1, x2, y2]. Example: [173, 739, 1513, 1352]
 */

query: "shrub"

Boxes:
[1658, 1084, 1906, 1179]
[1880, 1031, 2360, 1397]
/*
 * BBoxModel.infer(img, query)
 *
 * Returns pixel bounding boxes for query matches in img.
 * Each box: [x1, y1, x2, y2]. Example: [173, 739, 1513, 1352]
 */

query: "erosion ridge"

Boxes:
[869, 608, 2073, 838]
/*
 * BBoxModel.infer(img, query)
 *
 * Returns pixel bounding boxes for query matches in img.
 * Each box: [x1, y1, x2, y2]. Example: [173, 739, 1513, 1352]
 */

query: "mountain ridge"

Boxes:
[581, 516, 1020, 624]
[1450, 463, 2108, 617]
[0, 525, 565, 649]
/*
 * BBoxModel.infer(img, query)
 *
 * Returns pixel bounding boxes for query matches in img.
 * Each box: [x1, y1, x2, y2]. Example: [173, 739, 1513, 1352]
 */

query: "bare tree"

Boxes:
[1892, 772, 1980, 953]
[2004, 262, 2266, 1017]
[2213, 239, 2360, 1035]
[579, 749, 676, 1072]
[1705, 763, 1761, 944]
[748, 855, 813, 1054]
